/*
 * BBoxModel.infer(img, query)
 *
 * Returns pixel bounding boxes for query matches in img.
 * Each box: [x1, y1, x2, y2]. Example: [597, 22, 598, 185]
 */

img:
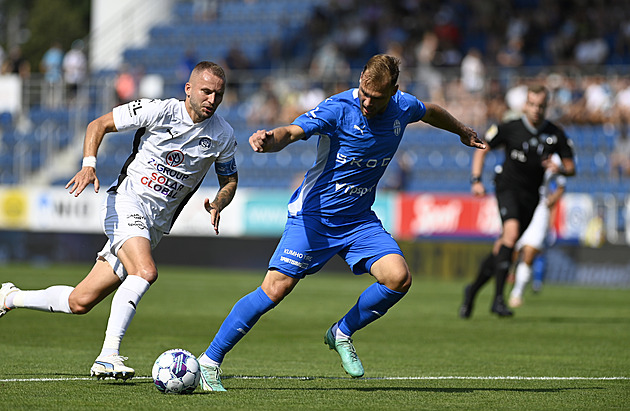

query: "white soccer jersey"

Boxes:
[109, 98, 237, 233]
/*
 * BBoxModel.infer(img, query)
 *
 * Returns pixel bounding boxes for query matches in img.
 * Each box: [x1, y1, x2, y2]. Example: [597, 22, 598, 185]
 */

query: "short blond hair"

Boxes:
[361, 54, 400, 88]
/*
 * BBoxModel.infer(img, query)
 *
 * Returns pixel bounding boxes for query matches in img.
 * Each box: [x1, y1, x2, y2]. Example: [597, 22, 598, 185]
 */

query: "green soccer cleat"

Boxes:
[324, 325, 364, 378]
[90, 354, 135, 380]
[199, 362, 226, 392]
[0, 282, 19, 318]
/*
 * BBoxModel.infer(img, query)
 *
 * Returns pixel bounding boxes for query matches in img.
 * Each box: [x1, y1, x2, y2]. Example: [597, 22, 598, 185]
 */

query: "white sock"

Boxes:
[511, 262, 532, 299]
[99, 275, 150, 357]
[332, 322, 350, 340]
[198, 353, 221, 368]
[11, 286, 74, 314]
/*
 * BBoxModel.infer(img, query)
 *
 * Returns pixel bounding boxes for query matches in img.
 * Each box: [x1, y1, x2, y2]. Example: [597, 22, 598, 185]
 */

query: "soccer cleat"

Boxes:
[324, 325, 364, 378]
[459, 285, 474, 319]
[532, 280, 543, 293]
[508, 295, 523, 308]
[0, 282, 20, 318]
[199, 362, 226, 391]
[90, 354, 135, 380]
[491, 296, 514, 317]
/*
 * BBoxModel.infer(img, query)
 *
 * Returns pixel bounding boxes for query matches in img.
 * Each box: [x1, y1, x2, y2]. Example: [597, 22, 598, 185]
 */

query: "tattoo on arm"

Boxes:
[212, 173, 238, 211]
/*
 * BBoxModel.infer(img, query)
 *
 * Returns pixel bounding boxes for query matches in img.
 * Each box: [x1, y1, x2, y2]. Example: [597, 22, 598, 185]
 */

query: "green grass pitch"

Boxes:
[0, 263, 628, 410]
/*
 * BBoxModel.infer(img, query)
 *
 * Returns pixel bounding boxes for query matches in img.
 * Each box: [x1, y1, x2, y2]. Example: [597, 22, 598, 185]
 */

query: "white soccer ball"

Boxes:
[152, 349, 201, 394]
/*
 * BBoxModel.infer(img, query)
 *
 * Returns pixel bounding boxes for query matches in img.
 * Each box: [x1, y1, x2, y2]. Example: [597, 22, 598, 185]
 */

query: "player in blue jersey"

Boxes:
[197, 54, 485, 391]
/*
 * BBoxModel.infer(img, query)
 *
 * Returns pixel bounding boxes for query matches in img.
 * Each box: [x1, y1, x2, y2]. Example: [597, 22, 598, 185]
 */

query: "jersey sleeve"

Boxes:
[291, 98, 339, 139]
[112, 98, 165, 131]
[484, 123, 503, 148]
[401, 92, 427, 123]
[555, 128, 575, 159]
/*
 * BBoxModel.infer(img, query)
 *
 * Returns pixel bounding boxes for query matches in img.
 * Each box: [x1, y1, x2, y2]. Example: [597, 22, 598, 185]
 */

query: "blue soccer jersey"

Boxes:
[289, 88, 426, 217]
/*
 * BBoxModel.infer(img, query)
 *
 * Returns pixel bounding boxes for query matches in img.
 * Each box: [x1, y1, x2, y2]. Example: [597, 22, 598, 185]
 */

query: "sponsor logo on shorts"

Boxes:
[127, 213, 148, 230]
[280, 248, 312, 269]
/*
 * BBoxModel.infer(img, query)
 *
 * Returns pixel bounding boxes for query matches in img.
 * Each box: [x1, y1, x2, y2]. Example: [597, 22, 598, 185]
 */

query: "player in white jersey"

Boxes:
[508, 154, 566, 308]
[0, 61, 238, 380]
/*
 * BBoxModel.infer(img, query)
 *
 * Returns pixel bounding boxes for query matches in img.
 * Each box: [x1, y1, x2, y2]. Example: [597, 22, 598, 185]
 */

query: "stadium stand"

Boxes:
[1, 0, 629, 199]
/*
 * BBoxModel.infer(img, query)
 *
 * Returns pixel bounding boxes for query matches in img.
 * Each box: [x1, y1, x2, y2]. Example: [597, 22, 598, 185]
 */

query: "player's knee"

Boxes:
[131, 268, 158, 284]
[68, 295, 93, 315]
[385, 269, 412, 293]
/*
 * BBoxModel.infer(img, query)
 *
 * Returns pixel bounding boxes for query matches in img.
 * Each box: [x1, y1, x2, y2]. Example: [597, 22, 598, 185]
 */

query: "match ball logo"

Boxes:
[165, 150, 184, 167]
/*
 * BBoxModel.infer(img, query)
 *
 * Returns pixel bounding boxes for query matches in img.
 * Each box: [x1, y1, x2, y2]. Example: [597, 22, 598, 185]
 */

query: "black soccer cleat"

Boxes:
[490, 296, 514, 317]
[459, 285, 474, 319]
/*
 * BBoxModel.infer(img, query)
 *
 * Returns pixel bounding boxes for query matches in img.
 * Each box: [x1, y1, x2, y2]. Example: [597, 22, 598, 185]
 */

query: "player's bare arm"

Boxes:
[421, 103, 485, 149]
[249, 125, 306, 153]
[470, 144, 490, 197]
[204, 172, 238, 235]
[65, 112, 118, 197]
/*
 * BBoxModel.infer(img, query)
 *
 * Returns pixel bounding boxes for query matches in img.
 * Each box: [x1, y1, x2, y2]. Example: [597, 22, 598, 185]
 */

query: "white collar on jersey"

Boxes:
[520, 115, 548, 135]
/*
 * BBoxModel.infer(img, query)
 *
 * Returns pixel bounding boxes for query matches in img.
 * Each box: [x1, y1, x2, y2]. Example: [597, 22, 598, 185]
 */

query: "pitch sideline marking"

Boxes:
[1, 375, 628, 383]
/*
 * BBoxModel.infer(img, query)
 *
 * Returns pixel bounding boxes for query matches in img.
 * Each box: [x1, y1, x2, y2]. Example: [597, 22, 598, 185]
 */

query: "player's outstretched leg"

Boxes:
[90, 354, 135, 380]
[324, 323, 364, 378]
[0, 282, 20, 318]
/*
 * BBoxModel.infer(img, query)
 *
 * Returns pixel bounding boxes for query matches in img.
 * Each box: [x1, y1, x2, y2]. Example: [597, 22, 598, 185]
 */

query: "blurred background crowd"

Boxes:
[0, 0, 629, 194]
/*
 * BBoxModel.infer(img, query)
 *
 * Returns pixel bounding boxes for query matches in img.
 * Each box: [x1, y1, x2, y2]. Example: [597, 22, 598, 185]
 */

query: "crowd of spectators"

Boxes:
[3, 0, 630, 183]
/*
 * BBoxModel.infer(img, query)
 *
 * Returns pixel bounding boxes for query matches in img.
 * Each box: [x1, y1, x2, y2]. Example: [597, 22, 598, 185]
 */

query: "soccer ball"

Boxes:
[152, 349, 201, 394]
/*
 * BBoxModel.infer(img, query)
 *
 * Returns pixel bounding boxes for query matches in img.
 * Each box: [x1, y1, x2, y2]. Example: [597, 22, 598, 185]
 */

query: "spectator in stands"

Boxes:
[415, 31, 444, 102]
[245, 76, 282, 125]
[40, 41, 65, 108]
[582, 75, 614, 124]
[63, 39, 87, 102]
[460, 84, 576, 319]
[460, 48, 485, 95]
[1, 46, 30, 78]
[610, 133, 630, 180]
[309, 41, 350, 95]
[114, 64, 137, 104]
[196, 54, 484, 391]
[0, 61, 238, 383]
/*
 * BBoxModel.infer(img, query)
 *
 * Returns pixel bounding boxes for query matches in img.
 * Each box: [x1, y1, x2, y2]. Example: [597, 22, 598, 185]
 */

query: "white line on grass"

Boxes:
[1, 375, 628, 382]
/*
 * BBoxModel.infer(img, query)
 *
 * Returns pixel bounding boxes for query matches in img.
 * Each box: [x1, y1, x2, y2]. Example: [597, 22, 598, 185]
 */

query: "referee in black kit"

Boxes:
[460, 84, 576, 319]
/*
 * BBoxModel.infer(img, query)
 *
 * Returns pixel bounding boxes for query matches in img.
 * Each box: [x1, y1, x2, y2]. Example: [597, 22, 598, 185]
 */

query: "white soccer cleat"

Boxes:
[0, 282, 20, 318]
[90, 354, 135, 380]
[508, 296, 523, 308]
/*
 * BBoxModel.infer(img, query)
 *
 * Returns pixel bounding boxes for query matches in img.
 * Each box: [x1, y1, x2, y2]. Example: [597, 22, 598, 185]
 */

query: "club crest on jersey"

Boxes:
[199, 137, 213, 149]
[165, 150, 184, 167]
[393, 119, 401, 136]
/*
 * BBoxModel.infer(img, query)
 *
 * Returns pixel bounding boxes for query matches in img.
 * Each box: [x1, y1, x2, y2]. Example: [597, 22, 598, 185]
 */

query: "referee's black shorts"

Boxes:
[495, 188, 539, 236]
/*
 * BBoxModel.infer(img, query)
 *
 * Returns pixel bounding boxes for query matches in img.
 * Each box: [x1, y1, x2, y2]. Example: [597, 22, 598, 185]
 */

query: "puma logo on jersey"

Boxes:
[354, 125, 365, 135]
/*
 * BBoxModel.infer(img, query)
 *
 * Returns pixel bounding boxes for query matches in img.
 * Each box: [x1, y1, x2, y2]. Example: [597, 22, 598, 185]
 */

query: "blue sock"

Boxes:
[205, 287, 275, 364]
[337, 282, 406, 336]
[532, 253, 546, 283]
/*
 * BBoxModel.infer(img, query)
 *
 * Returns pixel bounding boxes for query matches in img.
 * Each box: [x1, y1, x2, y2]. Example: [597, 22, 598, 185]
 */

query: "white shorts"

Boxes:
[516, 200, 550, 251]
[96, 193, 164, 281]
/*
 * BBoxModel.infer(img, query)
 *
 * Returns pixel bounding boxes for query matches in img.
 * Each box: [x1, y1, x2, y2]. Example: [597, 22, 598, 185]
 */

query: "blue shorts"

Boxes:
[268, 212, 403, 279]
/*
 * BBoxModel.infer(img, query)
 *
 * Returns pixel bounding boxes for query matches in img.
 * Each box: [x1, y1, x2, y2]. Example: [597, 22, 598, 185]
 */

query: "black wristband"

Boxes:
[470, 175, 481, 184]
